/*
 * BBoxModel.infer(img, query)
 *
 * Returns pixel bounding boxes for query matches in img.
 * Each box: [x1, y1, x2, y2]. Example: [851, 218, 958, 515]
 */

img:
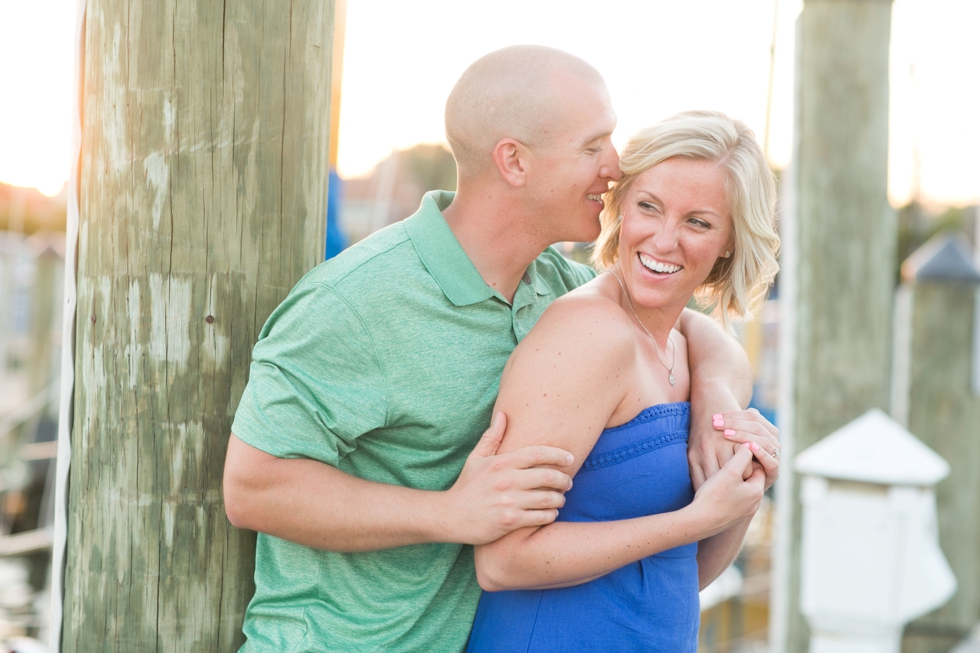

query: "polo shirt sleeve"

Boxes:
[231, 281, 388, 466]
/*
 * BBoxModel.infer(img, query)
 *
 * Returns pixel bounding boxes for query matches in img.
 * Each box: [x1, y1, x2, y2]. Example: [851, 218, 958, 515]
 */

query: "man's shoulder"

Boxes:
[303, 222, 417, 291]
[260, 222, 426, 337]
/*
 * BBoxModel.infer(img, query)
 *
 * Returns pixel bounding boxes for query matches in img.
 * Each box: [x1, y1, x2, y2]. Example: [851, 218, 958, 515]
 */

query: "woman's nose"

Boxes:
[650, 221, 679, 251]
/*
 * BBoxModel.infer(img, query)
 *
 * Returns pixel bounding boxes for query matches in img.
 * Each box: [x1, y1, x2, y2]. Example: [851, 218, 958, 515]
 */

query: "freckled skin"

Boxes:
[472, 159, 769, 594]
[617, 159, 734, 325]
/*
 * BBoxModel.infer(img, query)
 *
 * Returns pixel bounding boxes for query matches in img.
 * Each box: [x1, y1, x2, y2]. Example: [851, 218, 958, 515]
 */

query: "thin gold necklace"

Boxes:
[610, 270, 676, 386]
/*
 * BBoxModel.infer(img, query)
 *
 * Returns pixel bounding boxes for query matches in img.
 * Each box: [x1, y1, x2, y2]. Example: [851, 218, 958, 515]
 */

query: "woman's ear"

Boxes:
[492, 138, 528, 187]
[723, 233, 736, 258]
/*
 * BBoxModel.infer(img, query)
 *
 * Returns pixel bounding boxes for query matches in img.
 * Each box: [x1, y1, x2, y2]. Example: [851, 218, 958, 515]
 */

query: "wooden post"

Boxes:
[774, 1, 896, 651]
[61, 1, 335, 650]
[901, 234, 980, 653]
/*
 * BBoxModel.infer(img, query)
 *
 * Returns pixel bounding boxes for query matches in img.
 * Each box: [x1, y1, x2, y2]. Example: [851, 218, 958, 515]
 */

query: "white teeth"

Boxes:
[639, 253, 681, 274]
[587, 194, 604, 204]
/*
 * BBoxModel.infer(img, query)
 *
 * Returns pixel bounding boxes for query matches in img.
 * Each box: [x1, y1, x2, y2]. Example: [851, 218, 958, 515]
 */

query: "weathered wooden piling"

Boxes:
[61, 1, 336, 650]
[773, 1, 897, 651]
[900, 234, 980, 653]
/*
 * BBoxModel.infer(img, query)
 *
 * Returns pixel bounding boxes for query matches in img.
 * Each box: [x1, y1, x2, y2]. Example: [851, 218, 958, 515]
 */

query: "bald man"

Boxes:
[223, 46, 751, 653]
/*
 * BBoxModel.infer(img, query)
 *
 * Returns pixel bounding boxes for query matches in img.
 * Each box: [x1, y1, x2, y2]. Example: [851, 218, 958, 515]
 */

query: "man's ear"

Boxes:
[492, 138, 528, 187]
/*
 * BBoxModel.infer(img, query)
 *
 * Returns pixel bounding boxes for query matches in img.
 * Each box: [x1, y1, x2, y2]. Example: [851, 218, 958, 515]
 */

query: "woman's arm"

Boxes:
[474, 295, 766, 592]
[696, 409, 780, 588]
[677, 309, 754, 488]
[477, 447, 764, 591]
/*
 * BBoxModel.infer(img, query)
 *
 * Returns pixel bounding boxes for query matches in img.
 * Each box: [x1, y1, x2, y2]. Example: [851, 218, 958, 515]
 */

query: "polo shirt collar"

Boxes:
[404, 191, 496, 307]
[526, 258, 554, 296]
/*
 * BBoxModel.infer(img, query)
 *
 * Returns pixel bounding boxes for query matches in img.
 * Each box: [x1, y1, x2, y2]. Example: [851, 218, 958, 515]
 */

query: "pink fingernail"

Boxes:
[566, 454, 574, 465]
[713, 420, 725, 428]
[750, 442, 760, 452]
[742, 442, 751, 449]
[713, 414, 723, 420]
[724, 429, 736, 437]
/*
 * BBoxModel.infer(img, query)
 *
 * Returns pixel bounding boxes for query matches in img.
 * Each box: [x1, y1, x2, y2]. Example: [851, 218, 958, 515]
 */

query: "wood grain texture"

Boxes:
[904, 283, 980, 652]
[786, 1, 896, 651]
[63, 1, 334, 650]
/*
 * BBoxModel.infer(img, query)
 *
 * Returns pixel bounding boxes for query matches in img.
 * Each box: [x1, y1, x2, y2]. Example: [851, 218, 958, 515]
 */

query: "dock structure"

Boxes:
[56, 2, 339, 651]
[773, 0, 897, 651]
[898, 234, 980, 652]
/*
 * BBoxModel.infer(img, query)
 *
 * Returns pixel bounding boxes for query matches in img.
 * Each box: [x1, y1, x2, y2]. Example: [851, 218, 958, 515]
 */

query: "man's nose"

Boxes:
[602, 147, 622, 182]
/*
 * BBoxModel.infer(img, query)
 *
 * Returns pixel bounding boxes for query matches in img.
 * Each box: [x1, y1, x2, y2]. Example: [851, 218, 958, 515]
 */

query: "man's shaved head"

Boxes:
[445, 45, 607, 178]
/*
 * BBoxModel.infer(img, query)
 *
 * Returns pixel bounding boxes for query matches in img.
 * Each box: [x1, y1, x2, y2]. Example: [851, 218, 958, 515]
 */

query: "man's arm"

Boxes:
[696, 425, 780, 588]
[696, 515, 755, 589]
[677, 308, 753, 489]
[222, 413, 576, 552]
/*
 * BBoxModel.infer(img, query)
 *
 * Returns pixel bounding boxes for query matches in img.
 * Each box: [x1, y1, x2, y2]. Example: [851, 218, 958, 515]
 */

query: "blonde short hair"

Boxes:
[591, 110, 780, 327]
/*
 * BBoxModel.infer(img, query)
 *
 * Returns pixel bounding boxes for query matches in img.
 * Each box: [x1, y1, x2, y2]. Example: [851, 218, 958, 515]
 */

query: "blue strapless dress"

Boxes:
[466, 402, 698, 653]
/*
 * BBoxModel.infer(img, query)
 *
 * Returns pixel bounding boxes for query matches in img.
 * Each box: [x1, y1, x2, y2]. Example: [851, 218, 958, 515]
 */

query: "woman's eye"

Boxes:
[688, 218, 710, 229]
[638, 201, 659, 212]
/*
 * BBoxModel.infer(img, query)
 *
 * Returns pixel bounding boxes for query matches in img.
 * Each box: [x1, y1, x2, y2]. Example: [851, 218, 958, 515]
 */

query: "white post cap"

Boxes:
[795, 409, 950, 486]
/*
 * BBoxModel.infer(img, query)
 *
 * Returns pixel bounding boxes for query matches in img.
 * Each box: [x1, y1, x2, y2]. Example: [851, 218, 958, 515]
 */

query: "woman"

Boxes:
[466, 110, 781, 652]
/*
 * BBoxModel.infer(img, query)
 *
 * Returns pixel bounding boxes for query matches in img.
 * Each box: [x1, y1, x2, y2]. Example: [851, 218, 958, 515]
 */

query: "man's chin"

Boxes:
[568, 224, 602, 242]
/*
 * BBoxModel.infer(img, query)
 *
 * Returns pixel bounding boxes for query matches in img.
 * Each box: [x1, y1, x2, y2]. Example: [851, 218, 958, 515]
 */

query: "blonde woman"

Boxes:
[466, 111, 781, 653]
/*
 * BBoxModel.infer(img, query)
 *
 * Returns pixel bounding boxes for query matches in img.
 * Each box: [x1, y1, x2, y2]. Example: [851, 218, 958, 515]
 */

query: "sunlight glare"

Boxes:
[0, 0, 77, 195]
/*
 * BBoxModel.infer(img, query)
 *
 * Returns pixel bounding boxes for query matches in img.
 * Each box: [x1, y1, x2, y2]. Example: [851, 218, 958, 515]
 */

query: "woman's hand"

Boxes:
[711, 408, 779, 490]
[688, 445, 765, 539]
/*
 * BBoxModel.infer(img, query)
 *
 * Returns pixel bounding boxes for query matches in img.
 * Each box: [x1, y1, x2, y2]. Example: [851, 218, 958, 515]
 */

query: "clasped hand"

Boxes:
[451, 408, 778, 546]
[691, 407, 779, 491]
[445, 413, 575, 545]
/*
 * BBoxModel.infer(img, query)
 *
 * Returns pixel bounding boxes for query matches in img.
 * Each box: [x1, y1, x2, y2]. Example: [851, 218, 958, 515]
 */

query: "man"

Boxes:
[223, 45, 751, 652]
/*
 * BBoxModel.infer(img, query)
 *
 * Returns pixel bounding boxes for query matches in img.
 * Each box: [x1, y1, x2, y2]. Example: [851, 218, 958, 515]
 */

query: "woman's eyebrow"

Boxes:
[633, 189, 661, 203]
[633, 189, 724, 218]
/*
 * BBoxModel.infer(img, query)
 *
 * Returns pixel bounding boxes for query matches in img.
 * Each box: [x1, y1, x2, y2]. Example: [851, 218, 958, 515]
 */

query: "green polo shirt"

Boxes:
[232, 191, 596, 652]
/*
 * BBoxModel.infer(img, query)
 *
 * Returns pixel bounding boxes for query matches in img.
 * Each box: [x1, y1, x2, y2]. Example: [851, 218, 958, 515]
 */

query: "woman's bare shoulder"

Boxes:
[523, 275, 636, 359]
[494, 276, 639, 456]
[547, 272, 632, 325]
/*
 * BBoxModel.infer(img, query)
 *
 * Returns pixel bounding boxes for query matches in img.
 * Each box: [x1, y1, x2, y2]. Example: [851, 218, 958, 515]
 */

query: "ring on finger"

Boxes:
[772, 448, 781, 459]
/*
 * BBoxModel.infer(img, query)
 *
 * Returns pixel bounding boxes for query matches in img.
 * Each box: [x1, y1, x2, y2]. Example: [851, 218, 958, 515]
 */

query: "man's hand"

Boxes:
[442, 412, 575, 545]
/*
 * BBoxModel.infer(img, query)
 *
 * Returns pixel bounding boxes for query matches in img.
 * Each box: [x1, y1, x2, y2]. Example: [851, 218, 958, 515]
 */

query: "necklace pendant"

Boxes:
[669, 371, 676, 386]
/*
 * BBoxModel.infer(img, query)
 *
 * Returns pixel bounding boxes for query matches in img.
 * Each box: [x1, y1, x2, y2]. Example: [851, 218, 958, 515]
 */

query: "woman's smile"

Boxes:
[638, 252, 682, 275]
[619, 156, 733, 311]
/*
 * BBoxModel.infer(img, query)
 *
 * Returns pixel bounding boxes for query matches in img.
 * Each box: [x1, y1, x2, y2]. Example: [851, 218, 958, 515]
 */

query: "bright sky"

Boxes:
[1, 0, 978, 207]
[0, 0, 78, 196]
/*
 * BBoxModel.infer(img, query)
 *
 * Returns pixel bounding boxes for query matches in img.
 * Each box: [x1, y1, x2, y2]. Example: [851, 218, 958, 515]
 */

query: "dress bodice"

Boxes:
[466, 402, 699, 653]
